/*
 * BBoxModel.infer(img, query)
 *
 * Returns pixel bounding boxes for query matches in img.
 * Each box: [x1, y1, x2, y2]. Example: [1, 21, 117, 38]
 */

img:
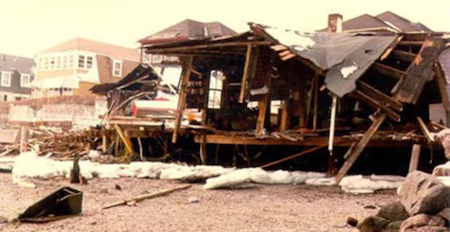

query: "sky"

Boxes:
[0, 0, 449, 58]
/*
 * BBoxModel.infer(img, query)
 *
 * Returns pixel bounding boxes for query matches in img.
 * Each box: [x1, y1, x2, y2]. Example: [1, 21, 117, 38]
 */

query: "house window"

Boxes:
[68, 55, 73, 68]
[208, 70, 223, 109]
[78, 55, 93, 69]
[62, 56, 68, 69]
[44, 57, 49, 70]
[56, 56, 61, 69]
[78, 55, 85, 68]
[113, 60, 122, 77]
[1, 72, 11, 87]
[21, 74, 31, 87]
[86, 56, 93, 69]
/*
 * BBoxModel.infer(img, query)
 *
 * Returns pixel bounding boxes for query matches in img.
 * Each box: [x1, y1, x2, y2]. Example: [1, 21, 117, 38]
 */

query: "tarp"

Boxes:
[263, 28, 397, 97]
[31, 75, 81, 89]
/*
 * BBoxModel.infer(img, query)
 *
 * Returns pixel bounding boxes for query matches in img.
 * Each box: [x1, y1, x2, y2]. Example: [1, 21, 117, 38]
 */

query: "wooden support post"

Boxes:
[239, 45, 259, 103]
[279, 100, 288, 132]
[408, 144, 421, 173]
[214, 144, 220, 164]
[172, 56, 193, 143]
[114, 124, 134, 155]
[313, 74, 319, 131]
[102, 133, 107, 153]
[200, 134, 207, 164]
[434, 64, 450, 127]
[20, 126, 28, 153]
[256, 94, 269, 137]
[335, 113, 387, 184]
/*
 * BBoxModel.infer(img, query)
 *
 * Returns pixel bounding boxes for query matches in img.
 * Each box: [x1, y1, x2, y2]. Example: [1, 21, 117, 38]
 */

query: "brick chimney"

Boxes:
[327, 14, 343, 33]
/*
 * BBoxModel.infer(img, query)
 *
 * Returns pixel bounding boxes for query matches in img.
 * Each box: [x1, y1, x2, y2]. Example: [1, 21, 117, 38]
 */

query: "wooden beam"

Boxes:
[357, 81, 403, 111]
[416, 117, 435, 142]
[279, 100, 288, 132]
[390, 49, 417, 63]
[200, 135, 207, 164]
[260, 145, 327, 169]
[270, 45, 288, 51]
[114, 124, 134, 154]
[398, 41, 425, 46]
[313, 75, 319, 131]
[380, 36, 404, 61]
[434, 64, 450, 127]
[239, 45, 259, 103]
[395, 37, 446, 104]
[145, 41, 271, 54]
[256, 94, 269, 137]
[281, 53, 296, 61]
[352, 90, 400, 122]
[172, 56, 193, 143]
[371, 63, 406, 79]
[408, 144, 421, 173]
[335, 113, 387, 184]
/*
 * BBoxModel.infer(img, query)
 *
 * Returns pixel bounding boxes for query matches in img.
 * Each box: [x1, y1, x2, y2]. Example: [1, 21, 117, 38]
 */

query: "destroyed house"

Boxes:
[94, 21, 449, 182]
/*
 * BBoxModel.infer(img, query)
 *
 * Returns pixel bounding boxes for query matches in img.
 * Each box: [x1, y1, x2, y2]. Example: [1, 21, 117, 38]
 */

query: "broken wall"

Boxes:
[7, 96, 107, 129]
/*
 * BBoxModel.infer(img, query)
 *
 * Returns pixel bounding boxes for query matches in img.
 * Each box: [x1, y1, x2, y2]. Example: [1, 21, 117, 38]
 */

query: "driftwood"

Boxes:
[102, 184, 191, 210]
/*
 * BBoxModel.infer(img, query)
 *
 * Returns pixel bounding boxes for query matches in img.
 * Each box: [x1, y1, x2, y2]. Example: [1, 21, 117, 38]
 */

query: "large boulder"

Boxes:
[357, 216, 390, 232]
[398, 171, 450, 215]
[399, 214, 448, 232]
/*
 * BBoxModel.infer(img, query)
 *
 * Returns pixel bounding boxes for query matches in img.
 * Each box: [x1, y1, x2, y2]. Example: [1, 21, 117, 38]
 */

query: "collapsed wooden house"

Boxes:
[93, 21, 450, 183]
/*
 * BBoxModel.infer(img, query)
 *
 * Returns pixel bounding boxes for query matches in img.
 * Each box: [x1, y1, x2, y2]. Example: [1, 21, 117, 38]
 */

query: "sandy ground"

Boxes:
[0, 173, 398, 232]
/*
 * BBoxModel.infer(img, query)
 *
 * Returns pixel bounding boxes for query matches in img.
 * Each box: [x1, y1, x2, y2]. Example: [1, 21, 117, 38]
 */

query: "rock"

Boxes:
[346, 216, 358, 227]
[376, 201, 409, 221]
[433, 162, 450, 176]
[99, 188, 109, 194]
[188, 197, 199, 203]
[438, 208, 450, 222]
[400, 214, 446, 232]
[357, 216, 390, 232]
[385, 221, 403, 231]
[436, 129, 450, 160]
[115, 184, 122, 190]
[398, 171, 450, 215]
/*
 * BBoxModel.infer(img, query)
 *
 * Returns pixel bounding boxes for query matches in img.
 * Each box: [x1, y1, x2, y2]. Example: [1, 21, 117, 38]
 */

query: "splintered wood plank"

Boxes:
[260, 144, 327, 169]
[371, 63, 406, 79]
[390, 49, 417, 63]
[279, 101, 288, 132]
[395, 37, 446, 104]
[380, 36, 404, 61]
[114, 124, 134, 154]
[239, 45, 259, 103]
[172, 56, 193, 143]
[335, 113, 387, 184]
[408, 144, 421, 173]
[270, 44, 288, 51]
[357, 81, 403, 111]
[351, 90, 400, 122]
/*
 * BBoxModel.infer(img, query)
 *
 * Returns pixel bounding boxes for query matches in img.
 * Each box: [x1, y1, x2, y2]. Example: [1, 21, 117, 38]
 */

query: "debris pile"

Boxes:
[0, 126, 98, 159]
[354, 170, 450, 232]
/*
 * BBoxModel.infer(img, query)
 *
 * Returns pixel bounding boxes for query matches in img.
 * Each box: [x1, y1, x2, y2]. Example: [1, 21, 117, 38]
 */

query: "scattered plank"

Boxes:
[335, 113, 387, 184]
[102, 184, 191, 210]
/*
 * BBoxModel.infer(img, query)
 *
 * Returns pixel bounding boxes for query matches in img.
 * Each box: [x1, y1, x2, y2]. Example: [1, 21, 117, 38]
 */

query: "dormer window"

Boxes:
[113, 60, 122, 77]
[21, 74, 31, 87]
[1, 72, 11, 87]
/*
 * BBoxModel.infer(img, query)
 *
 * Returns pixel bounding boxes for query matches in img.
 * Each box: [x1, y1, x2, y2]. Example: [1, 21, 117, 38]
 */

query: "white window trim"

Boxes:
[112, 60, 122, 77]
[20, 74, 31, 88]
[1, 72, 12, 87]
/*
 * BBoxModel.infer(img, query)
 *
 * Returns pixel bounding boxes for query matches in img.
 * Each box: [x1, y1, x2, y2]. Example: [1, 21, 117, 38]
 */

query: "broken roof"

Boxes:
[251, 24, 398, 97]
[0, 53, 35, 75]
[139, 19, 237, 45]
[90, 64, 161, 95]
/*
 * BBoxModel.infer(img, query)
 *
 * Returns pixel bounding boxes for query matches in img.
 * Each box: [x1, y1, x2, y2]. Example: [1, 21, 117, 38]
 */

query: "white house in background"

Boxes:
[32, 38, 140, 97]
